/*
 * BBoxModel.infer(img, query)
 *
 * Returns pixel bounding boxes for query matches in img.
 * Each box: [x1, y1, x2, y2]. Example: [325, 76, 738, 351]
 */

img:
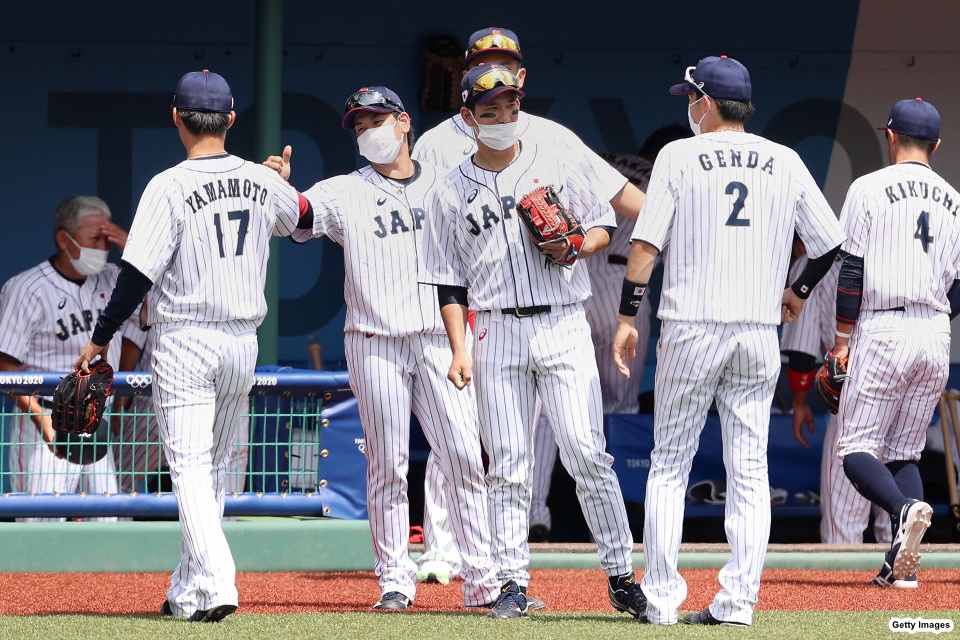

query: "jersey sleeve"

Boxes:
[122, 173, 180, 283]
[294, 177, 351, 245]
[838, 178, 871, 259]
[791, 153, 846, 258]
[630, 144, 678, 251]
[0, 273, 43, 363]
[419, 183, 468, 288]
[562, 156, 616, 230]
[261, 166, 301, 238]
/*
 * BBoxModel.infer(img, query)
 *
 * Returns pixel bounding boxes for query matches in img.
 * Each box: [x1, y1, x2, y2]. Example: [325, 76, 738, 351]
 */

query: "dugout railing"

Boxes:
[0, 368, 368, 520]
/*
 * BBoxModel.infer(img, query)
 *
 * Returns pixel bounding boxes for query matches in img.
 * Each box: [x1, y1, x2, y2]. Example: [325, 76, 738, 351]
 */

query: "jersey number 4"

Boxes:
[915, 211, 933, 253]
[725, 181, 749, 227]
[213, 209, 250, 257]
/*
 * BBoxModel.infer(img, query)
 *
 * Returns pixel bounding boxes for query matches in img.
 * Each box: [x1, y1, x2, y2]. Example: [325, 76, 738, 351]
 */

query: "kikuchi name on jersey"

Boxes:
[884, 180, 959, 215]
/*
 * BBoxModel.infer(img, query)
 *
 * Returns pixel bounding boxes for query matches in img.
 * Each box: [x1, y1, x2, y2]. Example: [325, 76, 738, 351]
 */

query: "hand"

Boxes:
[447, 350, 473, 390]
[262, 145, 292, 181]
[613, 319, 639, 378]
[537, 237, 572, 263]
[781, 287, 805, 323]
[74, 340, 108, 373]
[100, 221, 129, 251]
[791, 399, 815, 447]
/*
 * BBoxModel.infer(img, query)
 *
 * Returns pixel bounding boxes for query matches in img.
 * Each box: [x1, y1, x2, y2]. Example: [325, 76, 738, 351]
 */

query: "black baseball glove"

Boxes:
[814, 350, 848, 415]
[51, 360, 114, 465]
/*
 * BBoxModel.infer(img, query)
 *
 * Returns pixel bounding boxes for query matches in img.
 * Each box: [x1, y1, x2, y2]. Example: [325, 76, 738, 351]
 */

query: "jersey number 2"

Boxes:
[914, 211, 933, 253]
[725, 181, 749, 227]
[213, 209, 250, 257]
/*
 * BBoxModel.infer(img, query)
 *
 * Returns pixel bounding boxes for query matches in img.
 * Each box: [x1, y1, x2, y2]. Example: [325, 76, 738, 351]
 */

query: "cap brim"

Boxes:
[669, 81, 696, 96]
[470, 86, 525, 105]
[341, 105, 400, 130]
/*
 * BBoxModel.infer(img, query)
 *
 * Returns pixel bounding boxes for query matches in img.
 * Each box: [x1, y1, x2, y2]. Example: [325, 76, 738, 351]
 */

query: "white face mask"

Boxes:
[475, 121, 519, 151]
[66, 233, 108, 276]
[356, 119, 404, 164]
[687, 95, 709, 136]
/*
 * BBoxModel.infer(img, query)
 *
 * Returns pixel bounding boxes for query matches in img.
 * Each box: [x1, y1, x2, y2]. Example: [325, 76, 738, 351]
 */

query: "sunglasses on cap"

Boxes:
[683, 65, 709, 97]
[467, 33, 521, 59]
[466, 67, 521, 100]
[344, 89, 404, 114]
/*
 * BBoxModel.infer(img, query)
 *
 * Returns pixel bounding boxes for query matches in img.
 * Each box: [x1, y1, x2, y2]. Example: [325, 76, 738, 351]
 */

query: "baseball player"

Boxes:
[830, 98, 960, 588]
[419, 65, 643, 619]
[613, 56, 845, 626]
[781, 245, 891, 546]
[263, 86, 499, 612]
[0, 195, 134, 522]
[411, 25, 643, 562]
[75, 70, 309, 623]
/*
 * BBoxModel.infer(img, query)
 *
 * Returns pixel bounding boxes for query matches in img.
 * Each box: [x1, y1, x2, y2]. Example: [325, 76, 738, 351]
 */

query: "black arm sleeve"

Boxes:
[948, 279, 960, 320]
[790, 245, 841, 299]
[91, 261, 154, 346]
[436, 285, 468, 308]
[836, 252, 864, 325]
[783, 351, 818, 372]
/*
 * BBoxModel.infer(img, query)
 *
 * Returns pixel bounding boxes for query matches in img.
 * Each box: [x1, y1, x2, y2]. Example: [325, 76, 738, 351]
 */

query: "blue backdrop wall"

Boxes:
[5, 1, 958, 365]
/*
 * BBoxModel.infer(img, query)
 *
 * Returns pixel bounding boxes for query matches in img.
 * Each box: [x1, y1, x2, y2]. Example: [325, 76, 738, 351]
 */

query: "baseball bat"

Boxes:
[307, 336, 323, 371]
[938, 391, 960, 535]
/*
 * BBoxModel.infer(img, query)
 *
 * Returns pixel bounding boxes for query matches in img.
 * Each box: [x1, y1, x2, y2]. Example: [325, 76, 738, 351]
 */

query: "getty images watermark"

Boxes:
[889, 617, 955, 634]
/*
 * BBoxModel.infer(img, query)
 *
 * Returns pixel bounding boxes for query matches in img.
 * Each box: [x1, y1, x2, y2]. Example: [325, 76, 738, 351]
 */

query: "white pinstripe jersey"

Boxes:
[123, 155, 301, 327]
[419, 139, 617, 309]
[780, 255, 841, 359]
[0, 261, 128, 370]
[633, 131, 845, 325]
[412, 112, 627, 202]
[839, 161, 960, 314]
[294, 162, 447, 336]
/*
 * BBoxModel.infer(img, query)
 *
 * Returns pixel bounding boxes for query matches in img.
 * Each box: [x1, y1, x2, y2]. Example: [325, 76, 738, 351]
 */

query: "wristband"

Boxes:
[835, 330, 851, 339]
[787, 367, 813, 392]
[619, 278, 647, 317]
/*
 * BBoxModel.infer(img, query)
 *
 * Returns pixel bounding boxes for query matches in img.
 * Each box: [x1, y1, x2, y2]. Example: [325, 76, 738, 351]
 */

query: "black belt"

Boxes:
[882, 306, 906, 312]
[500, 305, 551, 318]
[607, 255, 628, 265]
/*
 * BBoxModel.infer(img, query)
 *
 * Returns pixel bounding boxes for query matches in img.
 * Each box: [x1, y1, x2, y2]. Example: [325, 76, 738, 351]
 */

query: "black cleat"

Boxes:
[188, 604, 238, 622]
[486, 580, 528, 619]
[373, 591, 412, 611]
[683, 607, 749, 626]
[608, 572, 647, 620]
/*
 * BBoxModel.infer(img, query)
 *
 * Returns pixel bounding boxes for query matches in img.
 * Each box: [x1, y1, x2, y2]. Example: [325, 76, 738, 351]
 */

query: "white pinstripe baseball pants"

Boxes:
[837, 308, 950, 462]
[642, 320, 777, 625]
[346, 330, 497, 607]
[153, 323, 257, 616]
[473, 303, 634, 587]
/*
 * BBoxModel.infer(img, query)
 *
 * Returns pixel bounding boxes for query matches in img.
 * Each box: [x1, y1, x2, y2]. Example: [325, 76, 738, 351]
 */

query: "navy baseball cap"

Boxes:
[880, 97, 941, 141]
[464, 27, 522, 64]
[172, 69, 234, 113]
[341, 86, 405, 130]
[461, 64, 525, 105]
[669, 55, 752, 101]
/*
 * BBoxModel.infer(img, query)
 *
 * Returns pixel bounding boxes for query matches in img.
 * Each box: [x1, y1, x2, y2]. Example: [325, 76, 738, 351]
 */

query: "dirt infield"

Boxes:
[1, 568, 957, 615]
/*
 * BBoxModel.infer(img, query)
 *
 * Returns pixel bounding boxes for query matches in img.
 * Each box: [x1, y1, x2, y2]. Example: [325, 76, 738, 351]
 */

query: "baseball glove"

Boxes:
[814, 350, 848, 414]
[516, 185, 585, 266]
[51, 361, 114, 465]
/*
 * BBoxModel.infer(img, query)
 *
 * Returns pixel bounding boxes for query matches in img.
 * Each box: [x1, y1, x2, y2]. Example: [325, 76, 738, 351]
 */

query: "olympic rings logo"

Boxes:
[125, 374, 153, 388]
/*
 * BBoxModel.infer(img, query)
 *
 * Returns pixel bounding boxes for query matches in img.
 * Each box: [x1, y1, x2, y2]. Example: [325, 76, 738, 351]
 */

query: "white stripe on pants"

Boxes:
[642, 320, 777, 625]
